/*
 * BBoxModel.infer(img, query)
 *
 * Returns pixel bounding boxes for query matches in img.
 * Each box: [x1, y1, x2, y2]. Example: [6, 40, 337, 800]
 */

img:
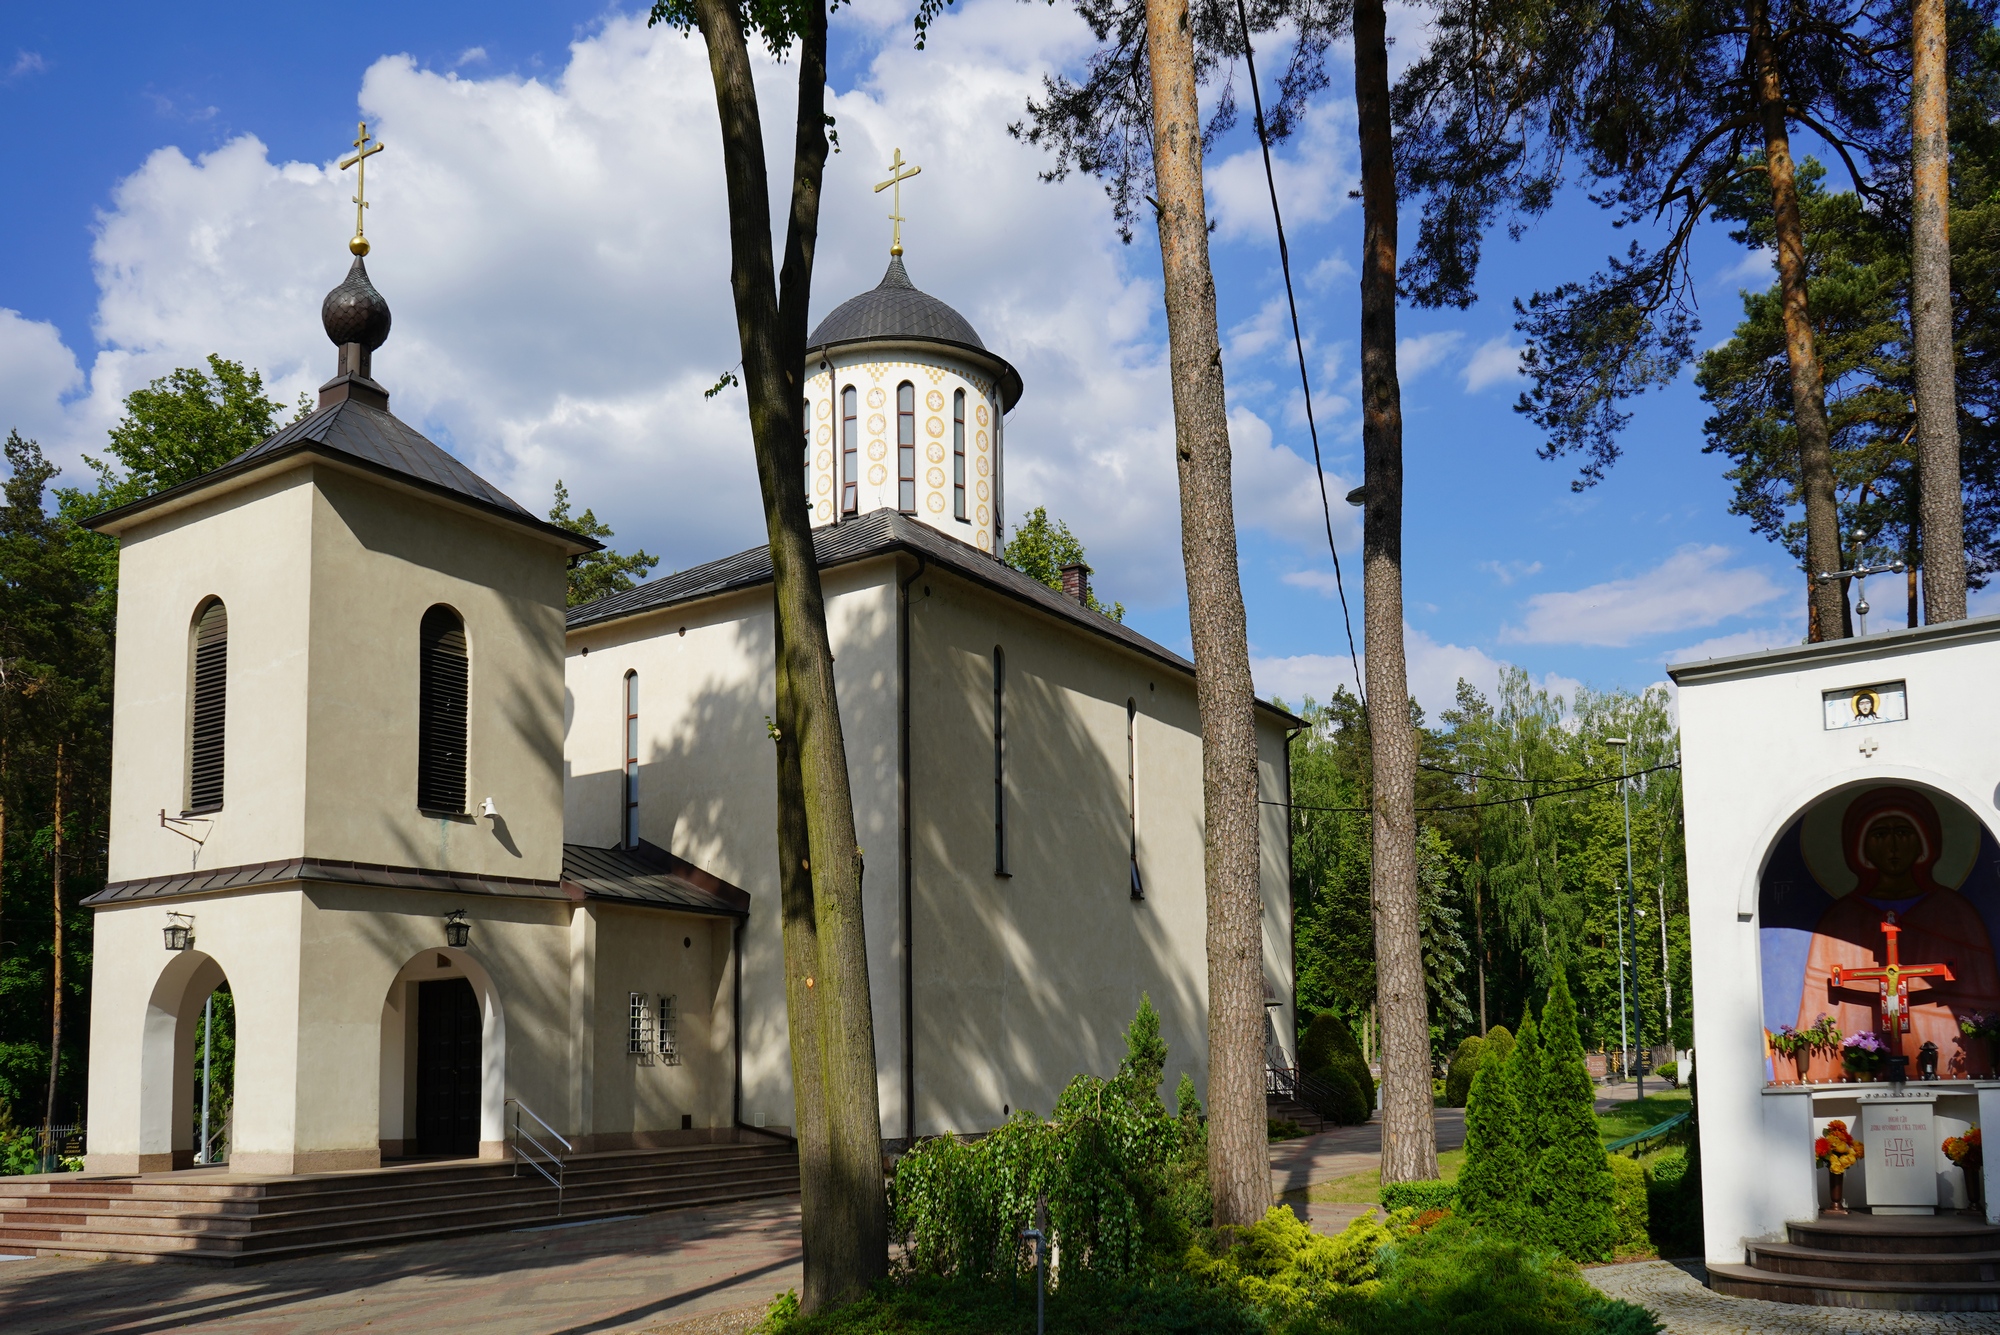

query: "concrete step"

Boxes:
[1710, 1260, 2000, 1312]
[1749, 1241, 2000, 1284]
[1787, 1214, 2000, 1255]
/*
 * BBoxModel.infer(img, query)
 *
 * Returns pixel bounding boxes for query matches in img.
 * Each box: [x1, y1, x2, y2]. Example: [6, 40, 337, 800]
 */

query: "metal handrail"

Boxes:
[1605, 1109, 1690, 1156]
[506, 1097, 571, 1216]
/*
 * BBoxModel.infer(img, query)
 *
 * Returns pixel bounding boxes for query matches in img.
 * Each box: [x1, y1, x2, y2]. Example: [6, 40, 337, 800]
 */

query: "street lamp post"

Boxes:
[1608, 735, 1642, 1097]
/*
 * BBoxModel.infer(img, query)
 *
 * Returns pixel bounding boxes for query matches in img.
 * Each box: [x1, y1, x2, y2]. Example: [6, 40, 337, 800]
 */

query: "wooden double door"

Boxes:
[415, 978, 481, 1158]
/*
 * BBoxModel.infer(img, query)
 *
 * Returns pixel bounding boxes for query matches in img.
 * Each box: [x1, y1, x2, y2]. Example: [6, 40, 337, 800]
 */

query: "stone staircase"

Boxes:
[1709, 1213, 2000, 1311]
[1267, 1090, 1328, 1135]
[0, 1136, 798, 1266]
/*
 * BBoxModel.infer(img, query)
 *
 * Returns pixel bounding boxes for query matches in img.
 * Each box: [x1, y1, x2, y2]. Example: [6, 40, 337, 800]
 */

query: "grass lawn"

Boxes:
[1293, 1148, 1466, 1204]
[1595, 1087, 1690, 1146]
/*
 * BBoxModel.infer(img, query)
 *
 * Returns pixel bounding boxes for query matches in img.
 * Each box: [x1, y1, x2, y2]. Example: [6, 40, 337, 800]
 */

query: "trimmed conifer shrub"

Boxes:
[1306, 1061, 1371, 1126]
[1608, 1152, 1649, 1253]
[1483, 1024, 1515, 1069]
[1531, 976, 1619, 1262]
[1505, 1015, 1545, 1171]
[1443, 1036, 1485, 1108]
[1456, 1046, 1529, 1234]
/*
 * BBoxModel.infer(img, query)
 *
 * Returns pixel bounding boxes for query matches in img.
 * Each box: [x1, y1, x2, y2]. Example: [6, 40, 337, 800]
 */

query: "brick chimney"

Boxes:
[1059, 562, 1092, 607]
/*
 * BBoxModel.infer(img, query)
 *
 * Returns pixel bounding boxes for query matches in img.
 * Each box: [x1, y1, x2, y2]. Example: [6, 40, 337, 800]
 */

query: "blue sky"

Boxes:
[0, 1, 1910, 715]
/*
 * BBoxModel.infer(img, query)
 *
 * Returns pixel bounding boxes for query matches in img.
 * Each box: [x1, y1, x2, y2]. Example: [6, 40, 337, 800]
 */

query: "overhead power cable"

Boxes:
[1235, 0, 1364, 709]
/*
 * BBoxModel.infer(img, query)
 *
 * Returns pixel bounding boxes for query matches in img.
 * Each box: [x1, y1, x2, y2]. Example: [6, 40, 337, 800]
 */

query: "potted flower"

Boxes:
[1842, 1030, 1889, 1081]
[1945, 1128, 1984, 1210]
[1805, 1013, 1843, 1063]
[1816, 1120, 1863, 1213]
[1770, 1025, 1810, 1083]
[1960, 1013, 2000, 1077]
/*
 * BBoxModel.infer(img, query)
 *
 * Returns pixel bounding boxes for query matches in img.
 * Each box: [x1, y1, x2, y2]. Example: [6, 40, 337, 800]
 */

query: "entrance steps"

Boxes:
[0, 1136, 798, 1266]
[1709, 1212, 2000, 1311]
[1266, 1091, 1329, 1135]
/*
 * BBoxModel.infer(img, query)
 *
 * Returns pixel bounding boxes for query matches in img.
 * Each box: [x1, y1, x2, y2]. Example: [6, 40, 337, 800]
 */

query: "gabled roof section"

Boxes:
[561, 841, 751, 917]
[84, 398, 599, 553]
[567, 510, 1304, 726]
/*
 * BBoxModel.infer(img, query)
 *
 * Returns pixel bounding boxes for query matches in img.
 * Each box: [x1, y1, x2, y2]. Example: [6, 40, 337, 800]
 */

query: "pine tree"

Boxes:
[1118, 992, 1169, 1109]
[1458, 1045, 1529, 1232]
[1531, 976, 1618, 1262]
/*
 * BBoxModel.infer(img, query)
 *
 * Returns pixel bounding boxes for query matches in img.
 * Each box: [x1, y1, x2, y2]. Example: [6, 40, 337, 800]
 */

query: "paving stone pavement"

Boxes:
[1589, 1260, 2000, 1333]
[0, 1197, 801, 1335]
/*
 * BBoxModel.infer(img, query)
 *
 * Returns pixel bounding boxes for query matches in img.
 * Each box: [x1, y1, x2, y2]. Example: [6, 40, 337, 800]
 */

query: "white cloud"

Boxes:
[1396, 330, 1463, 381]
[1503, 545, 1787, 647]
[454, 47, 489, 67]
[0, 310, 84, 447]
[1479, 558, 1542, 586]
[1252, 623, 1503, 719]
[1207, 96, 1357, 242]
[1663, 625, 1801, 666]
[6, 51, 47, 81]
[1718, 245, 1775, 289]
[1462, 335, 1522, 392]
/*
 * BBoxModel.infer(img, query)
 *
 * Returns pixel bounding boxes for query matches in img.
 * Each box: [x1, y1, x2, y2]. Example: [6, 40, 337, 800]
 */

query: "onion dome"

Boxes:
[806, 257, 1022, 410]
[322, 257, 392, 352]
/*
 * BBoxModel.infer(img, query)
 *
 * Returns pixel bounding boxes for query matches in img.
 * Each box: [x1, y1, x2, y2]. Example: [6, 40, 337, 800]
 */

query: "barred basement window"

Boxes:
[628, 991, 654, 1055]
[658, 995, 681, 1066]
[417, 605, 469, 814]
[186, 599, 228, 814]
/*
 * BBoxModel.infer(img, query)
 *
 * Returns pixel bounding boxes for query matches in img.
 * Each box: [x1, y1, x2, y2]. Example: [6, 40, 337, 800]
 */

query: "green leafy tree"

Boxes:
[547, 481, 661, 607]
[1002, 506, 1123, 619]
[1458, 1046, 1530, 1235]
[1531, 976, 1618, 1262]
[1118, 991, 1169, 1109]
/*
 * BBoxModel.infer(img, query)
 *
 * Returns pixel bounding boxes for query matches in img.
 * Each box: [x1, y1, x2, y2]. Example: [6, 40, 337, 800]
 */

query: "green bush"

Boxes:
[1297, 1012, 1350, 1075]
[759, 1272, 1268, 1334]
[1304, 1062, 1371, 1126]
[1444, 1037, 1486, 1108]
[1531, 979, 1618, 1263]
[1607, 1154, 1649, 1254]
[892, 995, 1209, 1282]
[1381, 1179, 1459, 1214]
[1188, 1206, 1393, 1320]
[1643, 1147, 1703, 1258]
[1457, 1051, 1528, 1236]
[1654, 1061, 1678, 1086]
[1299, 1214, 1662, 1335]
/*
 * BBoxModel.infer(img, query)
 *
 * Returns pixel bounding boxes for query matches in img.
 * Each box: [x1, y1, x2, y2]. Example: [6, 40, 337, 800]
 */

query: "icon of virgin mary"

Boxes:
[1796, 786, 2000, 1079]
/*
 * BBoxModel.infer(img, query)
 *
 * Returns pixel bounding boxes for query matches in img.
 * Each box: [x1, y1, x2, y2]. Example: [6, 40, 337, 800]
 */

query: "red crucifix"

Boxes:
[1831, 912, 1956, 1057]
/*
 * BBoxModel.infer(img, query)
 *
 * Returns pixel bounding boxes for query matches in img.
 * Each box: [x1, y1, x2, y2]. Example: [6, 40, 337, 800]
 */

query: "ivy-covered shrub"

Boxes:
[1444, 1037, 1486, 1108]
[1380, 1179, 1458, 1214]
[892, 995, 1209, 1282]
[1607, 1154, 1649, 1254]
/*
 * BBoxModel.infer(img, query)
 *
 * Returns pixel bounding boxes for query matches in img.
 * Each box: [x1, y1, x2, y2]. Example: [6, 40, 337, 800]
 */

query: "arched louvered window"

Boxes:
[897, 382, 917, 513]
[953, 390, 967, 522]
[418, 605, 469, 814]
[841, 386, 859, 516]
[186, 599, 228, 814]
[623, 670, 639, 849]
[993, 646, 1008, 876]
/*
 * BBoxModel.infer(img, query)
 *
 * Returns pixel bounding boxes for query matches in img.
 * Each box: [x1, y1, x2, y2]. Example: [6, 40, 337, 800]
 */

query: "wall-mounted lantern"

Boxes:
[163, 913, 195, 952]
[443, 909, 470, 949]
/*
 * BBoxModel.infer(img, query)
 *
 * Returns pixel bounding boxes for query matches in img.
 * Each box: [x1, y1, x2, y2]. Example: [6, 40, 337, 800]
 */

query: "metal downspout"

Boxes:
[899, 553, 927, 1146]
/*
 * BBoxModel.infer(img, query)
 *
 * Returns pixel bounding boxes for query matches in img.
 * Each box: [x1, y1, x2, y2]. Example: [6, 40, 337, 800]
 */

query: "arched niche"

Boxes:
[138, 948, 232, 1171]
[1757, 777, 2000, 1082]
[379, 946, 507, 1159]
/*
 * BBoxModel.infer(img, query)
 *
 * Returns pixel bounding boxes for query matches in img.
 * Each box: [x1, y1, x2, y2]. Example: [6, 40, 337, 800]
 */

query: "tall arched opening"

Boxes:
[379, 946, 507, 1160]
[137, 948, 236, 1171]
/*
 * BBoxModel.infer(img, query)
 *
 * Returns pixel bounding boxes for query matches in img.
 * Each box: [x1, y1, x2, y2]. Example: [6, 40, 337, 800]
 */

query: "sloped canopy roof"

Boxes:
[561, 841, 750, 917]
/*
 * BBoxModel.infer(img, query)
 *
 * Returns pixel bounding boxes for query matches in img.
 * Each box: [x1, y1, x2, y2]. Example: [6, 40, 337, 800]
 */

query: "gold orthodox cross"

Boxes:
[873, 148, 922, 258]
[339, 121, 386, 256]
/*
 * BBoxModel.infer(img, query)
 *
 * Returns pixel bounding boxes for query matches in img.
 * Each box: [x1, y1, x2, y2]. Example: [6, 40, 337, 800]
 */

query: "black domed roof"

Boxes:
[322, 256, 392, 351]
[807, 256, 984, 349]
[806, 257, 1022, 408]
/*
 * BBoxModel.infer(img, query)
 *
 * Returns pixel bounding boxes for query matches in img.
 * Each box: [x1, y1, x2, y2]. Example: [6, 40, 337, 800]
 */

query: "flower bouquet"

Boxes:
[1842, 1030, 1889, 1080]
[1770, 1025, 1810, 1082]
[1946, 1128, 1984, 1208]
[1961, 1013, 2000, 1076]
[1805, 1013, 1843, 1055]
[1816, 1119, 1863, 1212]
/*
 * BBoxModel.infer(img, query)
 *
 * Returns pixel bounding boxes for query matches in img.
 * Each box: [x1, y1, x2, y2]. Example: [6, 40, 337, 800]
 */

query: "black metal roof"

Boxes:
[84, 397, 597, 552]
[561, 840, 750, 917]
[567, 510, 1302, 724]
[806, 258, 1024, 410]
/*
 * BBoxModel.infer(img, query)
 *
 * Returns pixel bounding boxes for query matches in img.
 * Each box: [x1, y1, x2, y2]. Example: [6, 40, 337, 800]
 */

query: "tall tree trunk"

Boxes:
[1912, 0, 1966, 621]
[1749, 0, 1846, 641]
[43, 742, 64, 1152]
[1142, 0, 1269, 1228]
[1355, 0, 1437, 1186]
[686, 0, 885, 1307]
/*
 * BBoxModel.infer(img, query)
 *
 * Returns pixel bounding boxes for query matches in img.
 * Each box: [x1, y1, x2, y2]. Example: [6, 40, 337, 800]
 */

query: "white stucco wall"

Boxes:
[1672, 616, 2000, 1263]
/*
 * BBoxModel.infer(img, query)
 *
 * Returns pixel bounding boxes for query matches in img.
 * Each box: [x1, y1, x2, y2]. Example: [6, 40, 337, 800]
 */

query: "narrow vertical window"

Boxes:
[418, 605, 469, 814]
[992, 412, 1004, 546]
[952, 389, 966, 522]
[623, 670, 639, 849]
[993, 646, 1008, 876]
[187, 599, 228, 813]
[658, 994, 681, 1065]
[628, 992, 653, 1055]
[802, 397, 812, 504]
[1128, 699, 1143, 899]
[841, 386, 858, 516]
[897, 381, 916, 513]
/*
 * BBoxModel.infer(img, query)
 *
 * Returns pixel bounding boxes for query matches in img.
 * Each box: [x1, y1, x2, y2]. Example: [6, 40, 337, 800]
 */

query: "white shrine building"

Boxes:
[1673, 616, 2000, 1268]
[76, 238, 1298, 1177]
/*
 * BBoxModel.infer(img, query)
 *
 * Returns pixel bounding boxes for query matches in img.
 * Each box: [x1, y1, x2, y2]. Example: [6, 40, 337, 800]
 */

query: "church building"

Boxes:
[77, 186, 1298, 1181]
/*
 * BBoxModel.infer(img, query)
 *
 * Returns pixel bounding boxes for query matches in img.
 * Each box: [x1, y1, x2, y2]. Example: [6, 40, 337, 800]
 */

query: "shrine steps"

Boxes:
[0, 1137, 799, 1266]
[1710, 1213, 2000, 1311]
[1266, 1091, 1329, 1135]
